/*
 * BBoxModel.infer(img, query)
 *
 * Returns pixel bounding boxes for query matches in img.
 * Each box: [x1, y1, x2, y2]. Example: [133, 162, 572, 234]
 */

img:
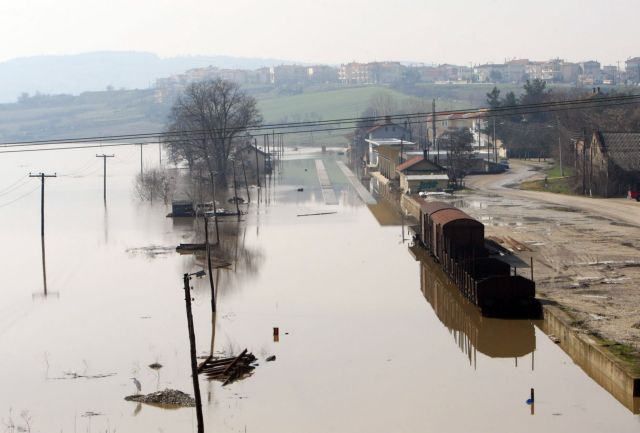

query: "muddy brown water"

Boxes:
[1, 147, 639, 432]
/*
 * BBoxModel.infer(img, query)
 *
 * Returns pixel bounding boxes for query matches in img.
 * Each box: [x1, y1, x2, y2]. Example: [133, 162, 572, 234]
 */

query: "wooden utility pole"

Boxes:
[138, 144, 144, 178]
[96, 154, 114, 203]
[30, 172, 56, 296]
[232, 159, 240, 217]
[29, 173, 57, 237]
[158, 140, 162, 165]
[182, 273, 204, 433]
[241, 161, 251, 203]
[209, 172, 220, 244]
[556, 115, 564, 177]
[203, 217, 217, 313]
[254, 138, 261, 188]
[432, 99, 438, 164]
[493, 117, 497, 163]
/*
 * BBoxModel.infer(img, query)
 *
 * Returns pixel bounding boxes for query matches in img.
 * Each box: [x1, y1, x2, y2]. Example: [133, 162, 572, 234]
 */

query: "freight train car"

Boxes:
[414, 200, 537, 316]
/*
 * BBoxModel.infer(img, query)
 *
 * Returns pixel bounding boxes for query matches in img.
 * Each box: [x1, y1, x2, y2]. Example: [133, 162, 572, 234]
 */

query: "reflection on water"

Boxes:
[419, 243, 536, 366]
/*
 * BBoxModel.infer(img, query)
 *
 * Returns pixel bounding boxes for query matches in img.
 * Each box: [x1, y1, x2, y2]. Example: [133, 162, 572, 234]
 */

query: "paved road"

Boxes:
[466, 160, 640, 226]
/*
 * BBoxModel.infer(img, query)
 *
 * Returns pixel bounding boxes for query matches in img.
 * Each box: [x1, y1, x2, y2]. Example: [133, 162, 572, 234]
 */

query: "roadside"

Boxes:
[462, 160, 640, 361]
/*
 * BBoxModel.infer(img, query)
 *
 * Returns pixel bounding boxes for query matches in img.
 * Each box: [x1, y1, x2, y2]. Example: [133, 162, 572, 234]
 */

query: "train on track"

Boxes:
[411, 200, 538, 317]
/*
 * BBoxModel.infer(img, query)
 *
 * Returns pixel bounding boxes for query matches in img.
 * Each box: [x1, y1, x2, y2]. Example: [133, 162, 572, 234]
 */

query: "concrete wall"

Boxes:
[400, 194, 422, 220]
[541, 305, 640, 413]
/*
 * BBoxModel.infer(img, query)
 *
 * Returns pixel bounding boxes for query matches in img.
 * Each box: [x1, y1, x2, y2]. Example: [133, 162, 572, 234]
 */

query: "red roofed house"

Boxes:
[396, 152, 448, 193]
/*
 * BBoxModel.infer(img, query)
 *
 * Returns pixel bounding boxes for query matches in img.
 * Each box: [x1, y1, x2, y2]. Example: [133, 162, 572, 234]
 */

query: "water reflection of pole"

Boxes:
[96, 154, 114, 204]
[182, 273, 204, 433]
[41, 237, 48, 295]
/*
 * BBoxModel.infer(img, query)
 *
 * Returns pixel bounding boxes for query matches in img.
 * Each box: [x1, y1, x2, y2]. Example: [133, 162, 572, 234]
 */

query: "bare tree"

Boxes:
[442, 128, 474, 187]
[164, 79, 262, 186]
[134, 168, 173, 204]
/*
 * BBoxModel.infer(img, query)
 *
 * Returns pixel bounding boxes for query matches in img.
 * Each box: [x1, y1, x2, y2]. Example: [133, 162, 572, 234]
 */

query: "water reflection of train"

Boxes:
[417, 249, 536, 366]
[413, 200, 537, 316]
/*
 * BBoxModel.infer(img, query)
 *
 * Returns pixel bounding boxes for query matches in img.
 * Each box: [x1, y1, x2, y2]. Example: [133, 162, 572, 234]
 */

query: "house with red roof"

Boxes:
[396, 152, 448, 194]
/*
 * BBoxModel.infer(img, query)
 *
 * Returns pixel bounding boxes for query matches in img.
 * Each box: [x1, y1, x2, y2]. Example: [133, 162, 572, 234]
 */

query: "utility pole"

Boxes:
[232, 159, 240, 217]
[432, 99, 437, 164]
[96, 154, 114, 203]
[182, 273, 204, 433]
[493, 117, 497, 164]
[30, 172, 56, 297]
[29, 173, 57, 237]
[139, 144, 144, 178]
[254, 138, 261, 188]
[209, 172, 220, 244]
[241, 161, 251, 203]
[203, 218, 216, 313]
[556, 115, 564, 177]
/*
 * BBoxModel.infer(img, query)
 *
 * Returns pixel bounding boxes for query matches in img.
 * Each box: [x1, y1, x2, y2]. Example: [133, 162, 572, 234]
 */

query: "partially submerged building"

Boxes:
[396, 153, 448, 193]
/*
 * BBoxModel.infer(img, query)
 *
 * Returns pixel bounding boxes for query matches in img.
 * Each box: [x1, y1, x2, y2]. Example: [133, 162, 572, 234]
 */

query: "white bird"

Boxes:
[130, 377, 141, 395]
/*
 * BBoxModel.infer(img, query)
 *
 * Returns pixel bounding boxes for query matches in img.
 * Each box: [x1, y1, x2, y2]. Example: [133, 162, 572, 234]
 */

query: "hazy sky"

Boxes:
[1, 0, 639, 66]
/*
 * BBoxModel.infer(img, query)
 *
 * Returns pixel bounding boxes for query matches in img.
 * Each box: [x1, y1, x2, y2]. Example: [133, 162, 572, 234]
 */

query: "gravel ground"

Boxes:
[459, 160, 640, 352]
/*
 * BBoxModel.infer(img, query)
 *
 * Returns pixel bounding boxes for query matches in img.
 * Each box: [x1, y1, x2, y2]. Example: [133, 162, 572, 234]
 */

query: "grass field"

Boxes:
[258, 85, 424, 122]
[520, 164, 576, 194]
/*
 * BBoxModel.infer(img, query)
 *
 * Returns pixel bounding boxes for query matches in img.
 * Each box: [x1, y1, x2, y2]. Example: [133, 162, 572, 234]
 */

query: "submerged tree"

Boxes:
[164, 79, 262, 186]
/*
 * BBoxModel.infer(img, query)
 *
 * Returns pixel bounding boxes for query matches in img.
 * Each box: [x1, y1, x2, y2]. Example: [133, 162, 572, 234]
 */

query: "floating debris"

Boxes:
[148, 362, 163, 370]
[197, 349, 257, 386]
[265, 355, 276, 362]
[297, 211, 338, 217]
[126, 246, 174, 258]
[125, 389, 195, 407]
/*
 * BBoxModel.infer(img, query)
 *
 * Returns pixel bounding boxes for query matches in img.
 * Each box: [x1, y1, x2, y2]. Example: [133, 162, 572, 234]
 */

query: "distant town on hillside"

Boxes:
[155, 57, 640, 103]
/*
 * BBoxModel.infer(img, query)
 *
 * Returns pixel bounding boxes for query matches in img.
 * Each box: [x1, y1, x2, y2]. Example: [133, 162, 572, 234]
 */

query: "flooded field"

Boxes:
[1, 147, 639, 432]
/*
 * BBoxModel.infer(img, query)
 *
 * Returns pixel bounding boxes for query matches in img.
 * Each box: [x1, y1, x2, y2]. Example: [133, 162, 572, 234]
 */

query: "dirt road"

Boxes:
[459, 161, 640, 351]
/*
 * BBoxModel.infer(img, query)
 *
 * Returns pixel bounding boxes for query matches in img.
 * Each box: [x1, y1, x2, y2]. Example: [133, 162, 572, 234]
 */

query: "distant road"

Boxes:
[466, 160, 640, 226]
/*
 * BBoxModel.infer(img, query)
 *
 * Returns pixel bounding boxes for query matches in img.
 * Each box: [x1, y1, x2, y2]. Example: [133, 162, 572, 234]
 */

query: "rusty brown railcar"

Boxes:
[414, 199, 537, 316]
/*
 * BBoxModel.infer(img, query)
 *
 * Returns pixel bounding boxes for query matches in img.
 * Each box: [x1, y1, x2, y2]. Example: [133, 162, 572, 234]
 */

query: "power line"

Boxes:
[0, 184, 40, 208]
[0, 95, 638, 155]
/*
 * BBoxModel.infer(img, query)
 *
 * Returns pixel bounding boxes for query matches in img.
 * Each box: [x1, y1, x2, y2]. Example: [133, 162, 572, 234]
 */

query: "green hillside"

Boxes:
[258, 86, 423, 123]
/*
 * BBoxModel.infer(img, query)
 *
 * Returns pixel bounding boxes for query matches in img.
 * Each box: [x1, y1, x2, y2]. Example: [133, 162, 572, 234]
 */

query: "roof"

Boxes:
[419, 200, 454, 216]
[366, 121, 404, 134]
[241, 143, 268, 156]
[597, 132, 640, 172]
[404, 174, 449, 181]
[396, 155, 446, 173]
[365, 138, 415, 147]
[430, 208, 482, 228]
[396, 156, 423, 172]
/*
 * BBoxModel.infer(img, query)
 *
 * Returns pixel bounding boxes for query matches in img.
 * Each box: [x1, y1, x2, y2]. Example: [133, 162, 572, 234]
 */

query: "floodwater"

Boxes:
[1, 145, 639, 432]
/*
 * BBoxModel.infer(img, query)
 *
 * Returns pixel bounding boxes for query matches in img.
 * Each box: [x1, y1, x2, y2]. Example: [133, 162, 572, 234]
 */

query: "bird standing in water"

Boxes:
[131, 377, 141, 395]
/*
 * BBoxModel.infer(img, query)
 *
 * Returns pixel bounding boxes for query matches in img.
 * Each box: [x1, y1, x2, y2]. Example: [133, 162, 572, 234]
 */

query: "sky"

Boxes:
[1, 0, 639, 66]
